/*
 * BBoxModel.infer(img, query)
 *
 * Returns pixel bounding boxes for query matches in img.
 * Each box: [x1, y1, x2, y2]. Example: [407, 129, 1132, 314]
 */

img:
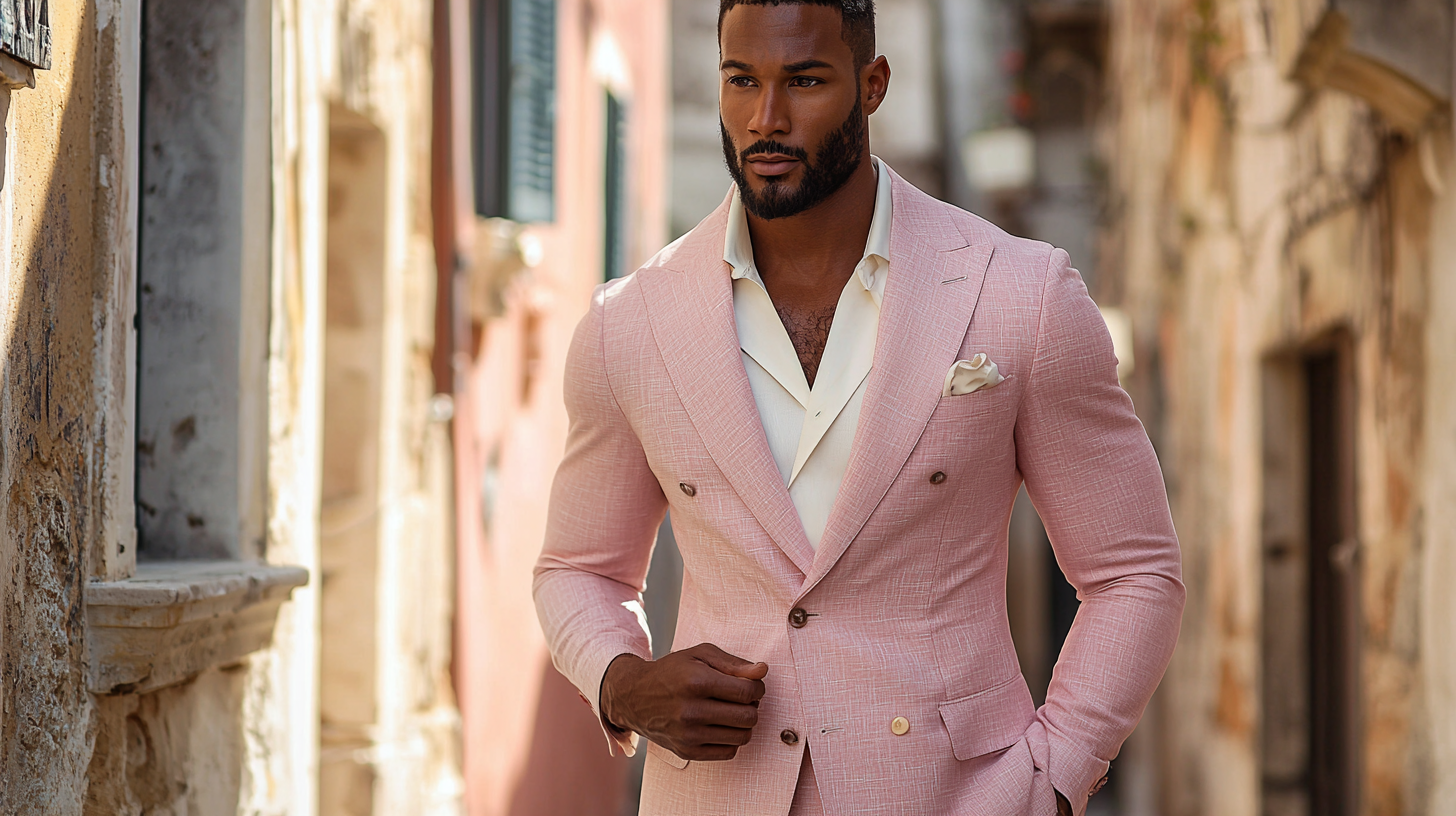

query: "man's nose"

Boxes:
[748, 85, 791, 138]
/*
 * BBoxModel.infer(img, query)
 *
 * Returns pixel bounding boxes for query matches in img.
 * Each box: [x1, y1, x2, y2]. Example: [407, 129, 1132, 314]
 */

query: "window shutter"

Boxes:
[506, 0, 555, 222]
[0, 0, 52, 70]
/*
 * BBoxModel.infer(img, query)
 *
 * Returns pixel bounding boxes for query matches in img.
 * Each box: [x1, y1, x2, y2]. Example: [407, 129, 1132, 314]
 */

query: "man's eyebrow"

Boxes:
[720, 59, 753, 71]
[783, 59, 833, 72]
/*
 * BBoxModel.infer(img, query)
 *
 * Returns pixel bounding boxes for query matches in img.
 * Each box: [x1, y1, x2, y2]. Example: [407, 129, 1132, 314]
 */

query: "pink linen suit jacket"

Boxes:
[534, 169, 1184, 816]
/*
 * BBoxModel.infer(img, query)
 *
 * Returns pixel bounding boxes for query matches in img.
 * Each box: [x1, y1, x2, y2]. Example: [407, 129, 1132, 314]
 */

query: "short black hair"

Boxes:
[718, 0, 876, 69]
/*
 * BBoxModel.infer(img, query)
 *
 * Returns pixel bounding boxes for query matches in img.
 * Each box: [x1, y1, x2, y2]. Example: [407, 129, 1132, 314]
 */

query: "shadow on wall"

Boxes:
[0, 2, 111, 808]
[505, 653, 628, 816]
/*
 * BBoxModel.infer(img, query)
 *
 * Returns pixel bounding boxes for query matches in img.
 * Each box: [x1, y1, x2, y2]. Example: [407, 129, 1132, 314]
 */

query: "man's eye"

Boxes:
[727, 76, 754, 87]
[789, 77, 821, 87]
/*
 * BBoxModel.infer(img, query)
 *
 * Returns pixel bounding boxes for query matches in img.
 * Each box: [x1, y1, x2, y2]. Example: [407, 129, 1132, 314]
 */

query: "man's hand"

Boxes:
[601, 643, 768, 761]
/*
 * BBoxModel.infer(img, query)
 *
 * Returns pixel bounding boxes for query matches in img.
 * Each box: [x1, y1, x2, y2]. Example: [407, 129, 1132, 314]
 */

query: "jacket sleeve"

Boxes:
[1013, 248, 1185, 816]
[533, 285, 668, 757]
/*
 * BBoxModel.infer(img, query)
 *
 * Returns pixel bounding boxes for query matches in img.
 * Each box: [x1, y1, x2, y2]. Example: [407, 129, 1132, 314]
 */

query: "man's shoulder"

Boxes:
[589, 199, 731, 338]
[639, 194, 734, 275]
[899, 182, 1055, 270]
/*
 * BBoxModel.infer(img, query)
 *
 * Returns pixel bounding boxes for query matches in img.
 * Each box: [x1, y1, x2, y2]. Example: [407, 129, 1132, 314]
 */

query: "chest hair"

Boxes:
[774, 303, 838, 388]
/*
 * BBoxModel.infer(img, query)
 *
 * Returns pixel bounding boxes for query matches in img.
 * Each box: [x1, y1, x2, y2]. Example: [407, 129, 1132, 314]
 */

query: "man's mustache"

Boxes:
[738, 140, 809, 164]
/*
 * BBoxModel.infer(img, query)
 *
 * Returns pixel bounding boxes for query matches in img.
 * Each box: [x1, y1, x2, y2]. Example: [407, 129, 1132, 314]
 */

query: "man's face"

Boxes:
[718, 4, 880, 220]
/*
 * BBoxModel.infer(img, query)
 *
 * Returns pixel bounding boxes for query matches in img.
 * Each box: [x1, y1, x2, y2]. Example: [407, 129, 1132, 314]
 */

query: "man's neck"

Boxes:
[746, 155, 878, 293]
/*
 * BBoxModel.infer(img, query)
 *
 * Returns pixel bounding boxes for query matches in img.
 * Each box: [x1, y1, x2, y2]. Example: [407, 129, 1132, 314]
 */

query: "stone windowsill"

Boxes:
[87, 560, 309, 695]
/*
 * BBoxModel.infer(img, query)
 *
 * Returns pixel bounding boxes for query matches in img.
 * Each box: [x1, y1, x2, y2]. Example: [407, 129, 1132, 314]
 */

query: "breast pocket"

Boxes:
[918, 380, 1020, 470]
[928, 376, 1018, 424]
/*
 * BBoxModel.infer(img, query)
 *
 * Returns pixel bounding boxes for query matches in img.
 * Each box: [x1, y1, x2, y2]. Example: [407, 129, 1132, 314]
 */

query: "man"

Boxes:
[534, 1, 1184, 814]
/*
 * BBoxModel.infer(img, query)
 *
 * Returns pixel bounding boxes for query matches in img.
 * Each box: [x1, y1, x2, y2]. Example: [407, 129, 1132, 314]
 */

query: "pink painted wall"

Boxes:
[451, 0, 670, 812]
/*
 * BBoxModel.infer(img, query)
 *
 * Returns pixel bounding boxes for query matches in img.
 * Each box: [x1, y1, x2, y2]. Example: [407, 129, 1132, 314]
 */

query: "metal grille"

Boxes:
[0, 0, 52, 70]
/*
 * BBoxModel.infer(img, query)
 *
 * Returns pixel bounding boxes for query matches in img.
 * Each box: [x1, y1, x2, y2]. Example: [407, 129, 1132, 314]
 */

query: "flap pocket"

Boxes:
[938, 675, 1036, 761]
[646, 739, 690, 770]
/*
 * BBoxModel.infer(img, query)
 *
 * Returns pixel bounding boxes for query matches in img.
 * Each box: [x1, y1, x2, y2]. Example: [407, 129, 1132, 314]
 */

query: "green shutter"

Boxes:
[473, 0, 556, 222]
[506, 0, 555, 222]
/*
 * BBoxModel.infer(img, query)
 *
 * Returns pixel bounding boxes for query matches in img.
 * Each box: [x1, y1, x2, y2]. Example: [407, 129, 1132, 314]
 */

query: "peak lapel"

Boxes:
[801, 177, 994, 594]
[637, 204, 816, 577]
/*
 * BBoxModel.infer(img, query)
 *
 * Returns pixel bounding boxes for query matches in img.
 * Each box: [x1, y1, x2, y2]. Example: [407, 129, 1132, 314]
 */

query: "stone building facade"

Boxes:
[0, 0, 461, 813]
[1099, 0, 1456, 814]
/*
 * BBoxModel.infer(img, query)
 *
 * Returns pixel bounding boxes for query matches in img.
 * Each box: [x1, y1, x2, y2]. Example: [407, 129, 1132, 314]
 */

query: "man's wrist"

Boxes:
[600, 652, 647, 732]
[1055, 789, 1072, 816]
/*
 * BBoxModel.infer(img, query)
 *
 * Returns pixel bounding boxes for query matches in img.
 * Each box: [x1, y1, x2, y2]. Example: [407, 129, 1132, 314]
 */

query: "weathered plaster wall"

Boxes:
[1, 0, 459, 811]
[0, 0, 123, 810]
[1101, 0, 1456, 813]
[1421, 124, 1456, 812]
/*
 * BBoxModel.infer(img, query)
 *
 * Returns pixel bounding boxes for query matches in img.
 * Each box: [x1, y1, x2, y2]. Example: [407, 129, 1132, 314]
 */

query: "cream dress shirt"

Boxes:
[725, 157, 893, 550]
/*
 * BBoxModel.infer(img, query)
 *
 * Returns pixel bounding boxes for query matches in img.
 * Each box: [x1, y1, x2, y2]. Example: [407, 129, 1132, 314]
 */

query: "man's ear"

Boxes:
[862, 55, 891, 116]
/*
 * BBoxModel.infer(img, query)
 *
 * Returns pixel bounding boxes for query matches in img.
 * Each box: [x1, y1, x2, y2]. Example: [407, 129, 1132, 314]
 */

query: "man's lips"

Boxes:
[745, 155, 802, 177]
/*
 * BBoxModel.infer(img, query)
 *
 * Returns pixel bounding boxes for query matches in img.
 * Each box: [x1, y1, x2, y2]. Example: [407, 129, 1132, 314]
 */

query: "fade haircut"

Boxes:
[718, 0, 876, 69]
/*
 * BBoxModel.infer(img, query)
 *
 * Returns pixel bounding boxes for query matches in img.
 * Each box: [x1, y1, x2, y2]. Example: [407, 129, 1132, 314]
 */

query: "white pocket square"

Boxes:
[942, 353, 1005, 397]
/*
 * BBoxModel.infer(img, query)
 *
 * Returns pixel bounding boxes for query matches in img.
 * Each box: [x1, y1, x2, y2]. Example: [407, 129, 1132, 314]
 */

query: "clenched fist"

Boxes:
[601, 643, 769, 762]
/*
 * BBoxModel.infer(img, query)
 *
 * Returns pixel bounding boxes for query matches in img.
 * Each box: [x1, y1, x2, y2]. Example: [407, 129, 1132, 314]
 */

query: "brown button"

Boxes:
[780, 729, 799, 745]
[890, 716, 910, 736]
[679, 482, 696, 497]
[788, 608, 809, 628]
[929, 471, 947, 485]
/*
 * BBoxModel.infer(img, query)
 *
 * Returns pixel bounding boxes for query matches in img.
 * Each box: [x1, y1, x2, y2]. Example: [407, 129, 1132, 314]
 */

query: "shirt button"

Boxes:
[891, 717, 910, 736]
[788, 608, 809, 628]
[780, 729, 799, 746]
[679, 482, 696, 497]
[929, 471, 947, 485]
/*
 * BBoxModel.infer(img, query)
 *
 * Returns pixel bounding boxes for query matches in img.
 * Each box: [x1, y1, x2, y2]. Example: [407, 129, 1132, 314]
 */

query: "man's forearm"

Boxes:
[533, 566, 654, 726]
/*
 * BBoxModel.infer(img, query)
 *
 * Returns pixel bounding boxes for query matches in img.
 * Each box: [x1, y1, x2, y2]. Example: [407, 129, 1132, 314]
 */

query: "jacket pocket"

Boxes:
[938, 674, 1037, 761]
[646, 739, 690, 770]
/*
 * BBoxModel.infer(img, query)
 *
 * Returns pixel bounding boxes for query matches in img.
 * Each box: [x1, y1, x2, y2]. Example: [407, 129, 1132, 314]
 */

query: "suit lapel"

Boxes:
[637, 200, 816, 576]
[800, 174, 994, 594]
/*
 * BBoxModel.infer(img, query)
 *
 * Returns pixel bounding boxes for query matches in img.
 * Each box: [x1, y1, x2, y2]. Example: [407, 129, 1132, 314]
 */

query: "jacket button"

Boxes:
[890, 716, 910, 736]
[929, 471, 947, 485]
[788, 607, 809, 628]
[679, 482, 696, 497]
[780, 729, 799, 746]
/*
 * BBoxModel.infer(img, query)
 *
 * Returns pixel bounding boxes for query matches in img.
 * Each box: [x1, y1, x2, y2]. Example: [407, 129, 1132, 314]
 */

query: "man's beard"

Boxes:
[721, 96, 866, 221]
